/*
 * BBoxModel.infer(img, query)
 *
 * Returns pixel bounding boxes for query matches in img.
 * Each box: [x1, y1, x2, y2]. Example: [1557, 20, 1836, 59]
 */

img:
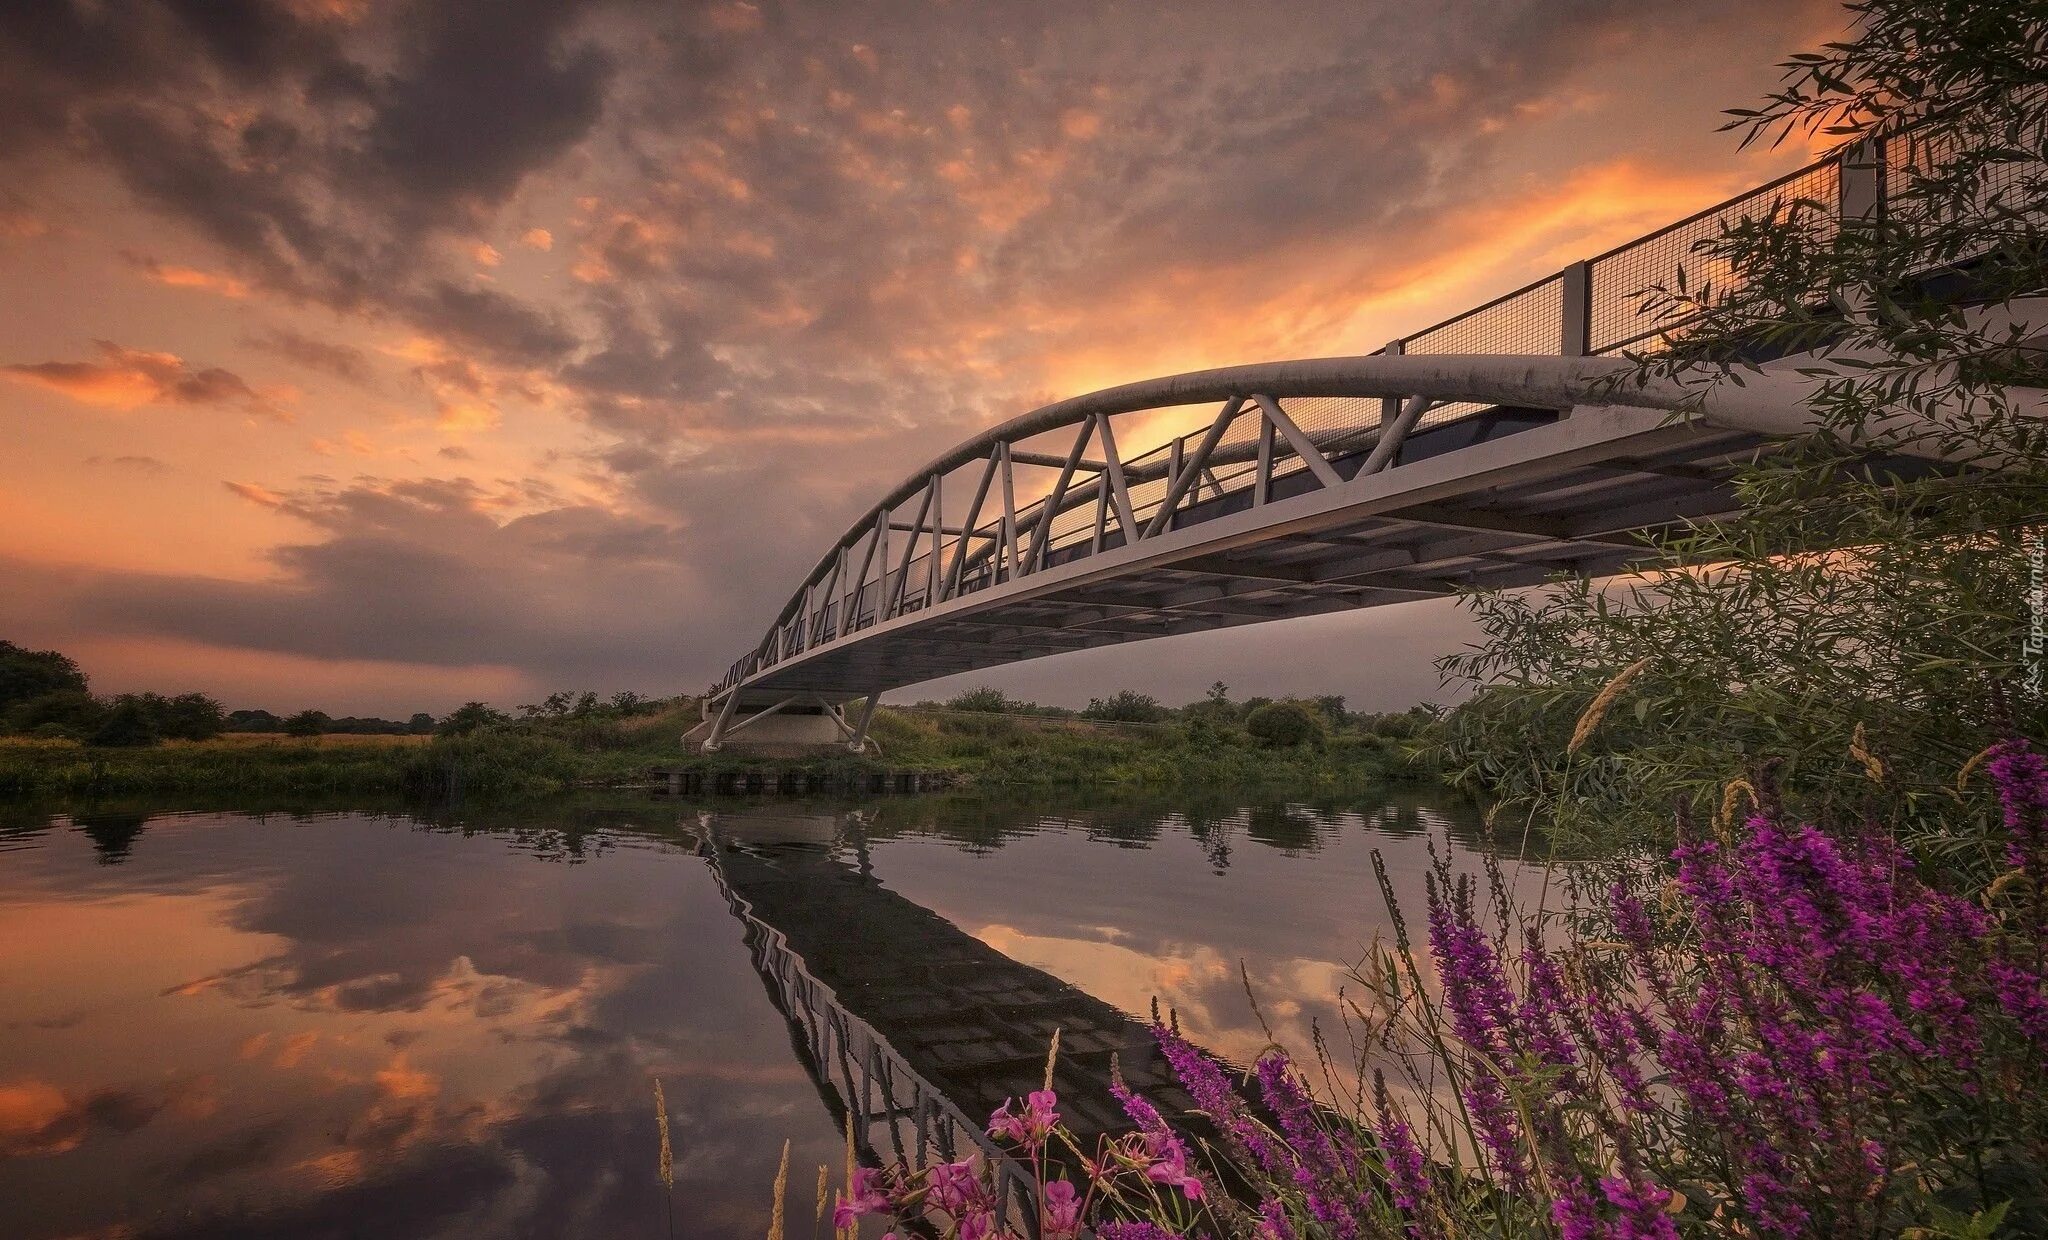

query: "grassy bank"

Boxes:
[0, 702, 1436, 800]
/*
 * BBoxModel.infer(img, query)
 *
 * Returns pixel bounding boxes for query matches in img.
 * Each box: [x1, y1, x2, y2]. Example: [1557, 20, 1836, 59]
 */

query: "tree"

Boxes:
[1437, 0, 2048, 853]
[437, 701, 508, 736]
[6, 689, 105, 740]
[947, 686, 1020, 713]
[89, 697, 160, 748]
[1082, 690, 1169, 723]
[1245, 700, 1324, 748]
[0, 640, 87, 712]
[156, 693, 225, 741]
[407, 712, 437, 734]
[283, 709, 330, 738]
[227, 708, 282, 733]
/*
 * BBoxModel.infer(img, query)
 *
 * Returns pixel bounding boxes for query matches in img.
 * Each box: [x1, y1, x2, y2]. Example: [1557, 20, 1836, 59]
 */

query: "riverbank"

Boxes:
[0, 703, 1437, 800]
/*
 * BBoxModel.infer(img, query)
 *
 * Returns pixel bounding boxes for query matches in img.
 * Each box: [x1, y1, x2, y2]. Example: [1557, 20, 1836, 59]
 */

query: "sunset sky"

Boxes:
[0, 0, 1847, 716]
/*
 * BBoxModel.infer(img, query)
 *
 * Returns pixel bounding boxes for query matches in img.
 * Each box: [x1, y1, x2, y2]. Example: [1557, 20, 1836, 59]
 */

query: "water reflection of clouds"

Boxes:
[848, 792, 1548, 1076]
[0, 811, 845, 1240]
[1, 791, 1545, 1239]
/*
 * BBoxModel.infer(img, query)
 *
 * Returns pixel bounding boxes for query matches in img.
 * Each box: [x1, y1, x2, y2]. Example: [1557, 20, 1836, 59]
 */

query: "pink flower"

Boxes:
[988, 1089, 1060, 1145]
[831, 1166, 890, 1230]
[927, 1158, 982, 1215]
[958, 1209, 997, 1240]
[1145, 1137, 1205, 1201]
[1043, 1179, 1084, 1239]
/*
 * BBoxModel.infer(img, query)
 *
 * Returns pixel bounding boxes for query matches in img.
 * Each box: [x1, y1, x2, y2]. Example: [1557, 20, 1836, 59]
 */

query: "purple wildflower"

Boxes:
[1155, 1024, 1298, 1180]
[1988, 739, 2048, 871]
[1255, 1197, 1296, 1240]
[1098, 1224, 1178, 1240]
[1600, 1176, 1678, 1240]
[1379, 1118, 1426, 1207]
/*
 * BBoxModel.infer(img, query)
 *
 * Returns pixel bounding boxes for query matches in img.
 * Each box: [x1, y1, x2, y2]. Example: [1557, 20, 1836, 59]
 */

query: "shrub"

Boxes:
[89, 698, 160, 748]
[1244, 700, 1323, 748]
[156, 692, 226, 740]
[1082, 690, 1169, 723]
[436, 701, 508, 736]
[947, 686, 1021, 713]
[6, 689, 105, 739]
[282, 709, 330, 737]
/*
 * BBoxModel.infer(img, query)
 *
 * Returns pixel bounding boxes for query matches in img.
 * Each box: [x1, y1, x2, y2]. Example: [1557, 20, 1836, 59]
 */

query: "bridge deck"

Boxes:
[738, 403, 1767, 700]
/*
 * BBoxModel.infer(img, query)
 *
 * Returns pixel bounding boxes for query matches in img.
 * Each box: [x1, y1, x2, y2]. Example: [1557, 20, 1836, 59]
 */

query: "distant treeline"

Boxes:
[913, 682, 1437, 748]
[0, 639, 674, 749]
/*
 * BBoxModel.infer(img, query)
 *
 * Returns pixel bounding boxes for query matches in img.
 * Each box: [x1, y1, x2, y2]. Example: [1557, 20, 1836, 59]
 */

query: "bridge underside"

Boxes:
[727, 402, 1807, 705]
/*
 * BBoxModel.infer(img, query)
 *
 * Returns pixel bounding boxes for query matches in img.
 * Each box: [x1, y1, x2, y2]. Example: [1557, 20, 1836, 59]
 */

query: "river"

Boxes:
[0, 785, 1542, 1239]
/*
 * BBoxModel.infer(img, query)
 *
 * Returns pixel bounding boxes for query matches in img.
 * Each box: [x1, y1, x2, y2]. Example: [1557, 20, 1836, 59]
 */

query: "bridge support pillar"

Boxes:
[687, 692, 882, 757]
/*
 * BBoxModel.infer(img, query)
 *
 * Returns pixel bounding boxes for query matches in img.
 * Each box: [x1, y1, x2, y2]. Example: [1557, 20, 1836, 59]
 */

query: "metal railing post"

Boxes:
[1560, 261, 1591, 357]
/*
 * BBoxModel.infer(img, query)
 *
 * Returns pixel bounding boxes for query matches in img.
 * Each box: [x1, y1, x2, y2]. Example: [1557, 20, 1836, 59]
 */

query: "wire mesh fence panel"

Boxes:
[1888, 126, 2048, 252]
[1403, 276, 1566, 356]
[1589, 160, 1840, 355]
[1400, 277, 1566, 421]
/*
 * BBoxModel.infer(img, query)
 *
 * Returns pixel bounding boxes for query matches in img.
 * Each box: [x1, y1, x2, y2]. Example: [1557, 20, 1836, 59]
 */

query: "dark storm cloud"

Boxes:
[243, 328, 373, 386]
[1, 0, 609, 353]
[408, 281, 579, 365]
[364, 0, 615, 206]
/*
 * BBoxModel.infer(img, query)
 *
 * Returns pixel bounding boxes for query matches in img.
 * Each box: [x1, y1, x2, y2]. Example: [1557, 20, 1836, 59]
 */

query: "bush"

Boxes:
[946, 686, 1021, 713]
[89, 698, 160, 748]
[1245, 700, 1323, 748]
[282, 709, 330, 737]
[436, 701, 508, 736]
[6, 689, 105, 739]
[156, 692, 226, 740]
[1082, 690, 1169, 723]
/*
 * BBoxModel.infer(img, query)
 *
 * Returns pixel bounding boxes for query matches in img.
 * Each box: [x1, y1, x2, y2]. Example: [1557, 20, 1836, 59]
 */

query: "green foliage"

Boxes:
[436, 701, 509, 736]
[6, 690, 105, 740]
[282, 710, 330, 738]
[407, 712, 437, 734]
[227, 708, 282, 732]
[945, 686, 1022, 713]
[1244, 700, 1325, 748]
[0, 639, 88, 712]
[1081, 689, 1170, 723]
[89, 698, 160, 748]
[153, 693, 226, 740]
[1436, 0, 2048, 856]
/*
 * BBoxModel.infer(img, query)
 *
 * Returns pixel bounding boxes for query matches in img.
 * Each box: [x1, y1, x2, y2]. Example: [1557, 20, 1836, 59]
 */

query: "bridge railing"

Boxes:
[716, 128, 2027, 698]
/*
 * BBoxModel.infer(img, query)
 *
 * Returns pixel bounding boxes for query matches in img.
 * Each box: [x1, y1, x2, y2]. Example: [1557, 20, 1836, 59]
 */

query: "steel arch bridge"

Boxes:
[697, 138, 2035, 753]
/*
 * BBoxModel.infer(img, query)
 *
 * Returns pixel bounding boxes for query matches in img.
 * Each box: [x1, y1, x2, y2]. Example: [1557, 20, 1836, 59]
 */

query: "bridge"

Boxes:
[684, 810, 1203, 1225]
[696, 138, 2027, 753]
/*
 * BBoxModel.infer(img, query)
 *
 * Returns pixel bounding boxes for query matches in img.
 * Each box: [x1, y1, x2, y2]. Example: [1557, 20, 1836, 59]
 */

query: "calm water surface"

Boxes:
[0, 787, 1535, 1239]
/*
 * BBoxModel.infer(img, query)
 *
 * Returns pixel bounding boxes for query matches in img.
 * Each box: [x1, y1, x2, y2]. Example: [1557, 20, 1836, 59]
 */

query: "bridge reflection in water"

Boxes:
[689, 810, 1200, 1220]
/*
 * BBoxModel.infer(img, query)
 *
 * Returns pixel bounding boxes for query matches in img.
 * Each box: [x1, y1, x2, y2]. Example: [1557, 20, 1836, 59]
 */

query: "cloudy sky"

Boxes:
[0, 0, 1845, 716]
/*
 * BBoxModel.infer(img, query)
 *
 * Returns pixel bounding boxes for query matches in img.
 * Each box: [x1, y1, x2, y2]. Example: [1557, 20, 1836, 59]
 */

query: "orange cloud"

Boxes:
[3, 341, 290, 420]
[0, 1079, 80, 1158]
[373, 1053, 439, 1101]
[520, 227, 553, 251]
[134, 260, 251, 299]
[224, 481, 286, 508]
